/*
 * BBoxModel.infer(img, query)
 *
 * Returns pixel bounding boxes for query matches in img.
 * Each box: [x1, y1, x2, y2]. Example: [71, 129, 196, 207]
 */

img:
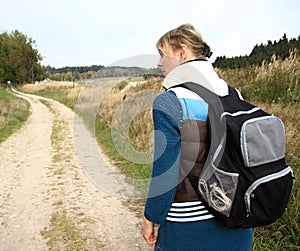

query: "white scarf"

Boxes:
[162, 60, 229, 97]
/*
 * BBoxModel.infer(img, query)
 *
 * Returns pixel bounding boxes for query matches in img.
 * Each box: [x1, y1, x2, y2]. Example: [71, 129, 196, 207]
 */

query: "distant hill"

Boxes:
[94, 66, 162, 79]
[43, 65, 105, 74]
[213, 34, 300, 69]
[44, 65, 162, 81]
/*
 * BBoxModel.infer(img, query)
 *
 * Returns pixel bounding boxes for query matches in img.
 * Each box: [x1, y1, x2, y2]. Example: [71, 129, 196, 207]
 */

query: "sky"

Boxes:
[0, 0, 299, 68]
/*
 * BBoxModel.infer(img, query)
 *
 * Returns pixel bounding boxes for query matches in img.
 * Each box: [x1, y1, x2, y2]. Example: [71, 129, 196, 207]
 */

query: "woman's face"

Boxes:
[157, 44, 182, 76]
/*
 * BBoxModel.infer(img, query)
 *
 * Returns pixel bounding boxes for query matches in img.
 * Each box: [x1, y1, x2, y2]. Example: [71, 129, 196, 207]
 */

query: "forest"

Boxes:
[0, 30, 299, 84]
[213, 33, 300, 68]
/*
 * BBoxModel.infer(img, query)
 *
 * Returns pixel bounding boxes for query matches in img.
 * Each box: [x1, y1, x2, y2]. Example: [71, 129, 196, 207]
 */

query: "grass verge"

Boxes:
[0, 87, 30, 143]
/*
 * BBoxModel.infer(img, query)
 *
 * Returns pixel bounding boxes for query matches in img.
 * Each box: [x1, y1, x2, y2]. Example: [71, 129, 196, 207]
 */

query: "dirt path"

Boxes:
[0, 90, 151, 250]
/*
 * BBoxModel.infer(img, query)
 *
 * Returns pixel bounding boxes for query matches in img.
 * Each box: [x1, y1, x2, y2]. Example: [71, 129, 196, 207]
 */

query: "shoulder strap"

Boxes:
[175, 82, 227, 166]
[175, 82, 221, 104]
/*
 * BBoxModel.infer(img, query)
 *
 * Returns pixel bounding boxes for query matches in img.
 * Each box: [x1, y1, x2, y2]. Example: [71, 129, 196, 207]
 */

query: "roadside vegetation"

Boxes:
[0, 86, 30, 143]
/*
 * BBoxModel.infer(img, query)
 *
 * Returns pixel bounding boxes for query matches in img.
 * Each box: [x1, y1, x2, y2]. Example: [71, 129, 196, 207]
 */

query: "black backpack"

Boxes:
[178, 82, 294, 229]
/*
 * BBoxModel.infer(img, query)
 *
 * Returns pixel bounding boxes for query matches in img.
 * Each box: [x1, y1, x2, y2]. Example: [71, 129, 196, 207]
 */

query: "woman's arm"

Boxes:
[144, 91, 182, 225]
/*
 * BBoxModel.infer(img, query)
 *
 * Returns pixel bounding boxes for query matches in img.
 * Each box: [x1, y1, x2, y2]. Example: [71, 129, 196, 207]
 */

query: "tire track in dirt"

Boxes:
[0, 90, 151, 250]
[0, 91, 54, 250]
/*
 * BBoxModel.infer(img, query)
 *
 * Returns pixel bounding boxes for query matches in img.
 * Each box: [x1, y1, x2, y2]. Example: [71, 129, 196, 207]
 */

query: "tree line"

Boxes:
[213, 34, 300, 69]
[44, 65, 105, 74]
[0, 30, 45, 84]
[46, 66, 162, 81]
[1, 29, 299, 84]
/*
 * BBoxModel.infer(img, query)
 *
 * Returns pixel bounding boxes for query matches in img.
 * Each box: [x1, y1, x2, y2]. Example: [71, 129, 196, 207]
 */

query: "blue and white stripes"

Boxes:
[169, 87, 208, 122]
[166, 201, 214, 222]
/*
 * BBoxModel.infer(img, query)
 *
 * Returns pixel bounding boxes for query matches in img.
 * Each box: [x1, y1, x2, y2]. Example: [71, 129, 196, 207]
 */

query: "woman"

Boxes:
[141, 24, 253, 250]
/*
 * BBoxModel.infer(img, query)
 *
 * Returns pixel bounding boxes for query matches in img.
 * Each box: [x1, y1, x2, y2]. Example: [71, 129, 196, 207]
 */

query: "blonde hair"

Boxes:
[156, 23, 212, 59]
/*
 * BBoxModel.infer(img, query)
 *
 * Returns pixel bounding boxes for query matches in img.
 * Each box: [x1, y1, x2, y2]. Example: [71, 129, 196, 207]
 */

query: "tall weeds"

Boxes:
[20, 81, 81, 109]
[239, 50, 299, 105]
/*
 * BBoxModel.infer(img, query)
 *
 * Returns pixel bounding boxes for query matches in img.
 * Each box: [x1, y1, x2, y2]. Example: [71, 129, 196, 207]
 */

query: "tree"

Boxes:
[0, 32, 9, 83]
[0, 30, 45, 84]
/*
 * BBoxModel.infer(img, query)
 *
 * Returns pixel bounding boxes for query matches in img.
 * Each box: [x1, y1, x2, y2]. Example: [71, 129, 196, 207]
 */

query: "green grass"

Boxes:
[0, 87, 30, 143]
[94, 119, 152, 180]
[30, 90, 75, 109]
[241, 72, 300, 106]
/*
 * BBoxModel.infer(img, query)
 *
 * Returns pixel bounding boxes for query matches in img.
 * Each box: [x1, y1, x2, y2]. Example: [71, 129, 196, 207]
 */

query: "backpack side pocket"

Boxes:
[199, 166, 239, 217]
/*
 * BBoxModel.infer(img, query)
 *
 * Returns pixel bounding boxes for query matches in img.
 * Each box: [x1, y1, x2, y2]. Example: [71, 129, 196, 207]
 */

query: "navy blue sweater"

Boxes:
[144, 90, 182, 224]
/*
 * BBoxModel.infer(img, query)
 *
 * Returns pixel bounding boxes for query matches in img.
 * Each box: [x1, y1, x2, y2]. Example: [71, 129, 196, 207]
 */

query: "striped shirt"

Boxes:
[166, 201, 214, 222]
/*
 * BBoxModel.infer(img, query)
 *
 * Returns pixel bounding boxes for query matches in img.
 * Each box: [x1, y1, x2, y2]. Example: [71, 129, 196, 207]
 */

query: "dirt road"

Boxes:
[0, 90, 151, 250]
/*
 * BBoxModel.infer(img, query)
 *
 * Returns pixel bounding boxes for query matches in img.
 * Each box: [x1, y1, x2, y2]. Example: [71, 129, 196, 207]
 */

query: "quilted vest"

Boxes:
[169, 87, 209, 203]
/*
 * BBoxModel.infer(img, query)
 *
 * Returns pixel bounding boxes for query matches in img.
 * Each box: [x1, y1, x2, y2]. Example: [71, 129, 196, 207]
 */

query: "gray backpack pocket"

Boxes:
[241, 116, 286, 168]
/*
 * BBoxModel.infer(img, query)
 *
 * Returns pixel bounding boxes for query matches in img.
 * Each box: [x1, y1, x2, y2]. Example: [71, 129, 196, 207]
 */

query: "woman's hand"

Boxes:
[140, 216, 157, 245]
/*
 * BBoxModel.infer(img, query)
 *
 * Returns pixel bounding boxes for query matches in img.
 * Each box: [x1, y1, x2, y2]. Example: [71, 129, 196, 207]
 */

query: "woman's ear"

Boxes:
[179, 44, 189, 61]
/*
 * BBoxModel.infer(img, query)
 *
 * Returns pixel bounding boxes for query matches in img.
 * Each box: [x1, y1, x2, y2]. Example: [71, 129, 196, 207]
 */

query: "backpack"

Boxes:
[177, 82, 294, 228]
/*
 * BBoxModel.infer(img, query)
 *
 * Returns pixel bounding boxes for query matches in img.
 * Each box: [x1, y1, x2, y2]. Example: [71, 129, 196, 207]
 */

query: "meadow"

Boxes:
[17, 52, 300, 250]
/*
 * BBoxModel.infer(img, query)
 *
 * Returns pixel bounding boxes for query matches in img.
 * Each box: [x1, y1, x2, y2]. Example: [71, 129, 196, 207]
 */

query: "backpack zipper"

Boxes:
[244, 166, 293, 217]
[221, 107, 261, 120]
